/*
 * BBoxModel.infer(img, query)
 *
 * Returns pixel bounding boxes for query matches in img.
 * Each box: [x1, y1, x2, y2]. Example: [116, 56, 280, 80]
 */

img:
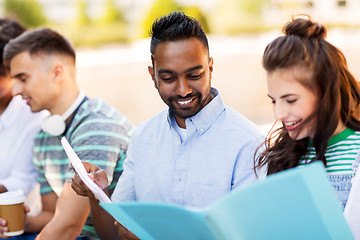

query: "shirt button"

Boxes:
[177, 141, 181, 145]
[200, 129, 203, 132]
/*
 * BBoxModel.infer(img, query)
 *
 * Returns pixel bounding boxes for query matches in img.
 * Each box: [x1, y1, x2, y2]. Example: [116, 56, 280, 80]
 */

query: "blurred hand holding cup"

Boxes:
[0, 190, 26, 236]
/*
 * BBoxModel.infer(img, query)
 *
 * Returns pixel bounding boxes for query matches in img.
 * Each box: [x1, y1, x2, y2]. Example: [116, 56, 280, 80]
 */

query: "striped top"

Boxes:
[33, 98, 134, 240]
[299, 128, 360, 175]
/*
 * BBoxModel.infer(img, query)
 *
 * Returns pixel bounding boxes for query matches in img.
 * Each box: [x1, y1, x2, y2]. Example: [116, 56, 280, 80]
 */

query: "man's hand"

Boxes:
[71, 161, 108, 199]
[114, 221, 140, 240]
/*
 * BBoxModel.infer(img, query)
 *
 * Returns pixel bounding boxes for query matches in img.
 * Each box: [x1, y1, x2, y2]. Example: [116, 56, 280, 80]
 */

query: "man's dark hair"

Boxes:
[3, 27, 76, 67]
[149, 11, 209, 65]
[0, 18, 26, 76]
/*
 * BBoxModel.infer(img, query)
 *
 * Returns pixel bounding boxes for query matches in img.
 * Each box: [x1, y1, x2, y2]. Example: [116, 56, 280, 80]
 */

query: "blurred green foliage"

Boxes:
[98, 0, 125, 24]
[53, 22, 128, 47]
[140, 0, 181, 38]
[75, 0, 90, 27]
[210, 0, 270, 34]
[51, 0, 128, 47]
[240, 0, 267, 15]
[139, 0, 210, 39]
[182, 6, 210, 33]
[2, 0, 47, 28]
[0, 0, 276, 47]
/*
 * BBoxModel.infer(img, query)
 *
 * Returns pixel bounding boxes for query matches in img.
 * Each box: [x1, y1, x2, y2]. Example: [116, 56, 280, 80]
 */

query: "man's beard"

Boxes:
[168, 92, 211, 119]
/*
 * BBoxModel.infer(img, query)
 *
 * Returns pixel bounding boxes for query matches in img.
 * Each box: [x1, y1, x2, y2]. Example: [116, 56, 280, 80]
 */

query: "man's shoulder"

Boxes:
[81, 98, 119, 116]
[132, 109, 168, 136]
[220, 106, 264, 139]
[70, 98, 134, 137]
[77, 98, 132, 123]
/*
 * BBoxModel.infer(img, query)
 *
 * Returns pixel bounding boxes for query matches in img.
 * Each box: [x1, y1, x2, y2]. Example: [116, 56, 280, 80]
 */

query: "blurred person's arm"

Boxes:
[0, 105, 46, 195]
[35, 182, 89, 240]
[0, 163, 37, 195]
[25, 192, 57, 233]
[0, 136, 39, 195]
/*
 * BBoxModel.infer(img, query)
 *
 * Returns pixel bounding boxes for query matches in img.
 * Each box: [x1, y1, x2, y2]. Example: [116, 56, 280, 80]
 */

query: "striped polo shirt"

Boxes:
[33, 97, 134, 240]
[299, 128, 360, 175]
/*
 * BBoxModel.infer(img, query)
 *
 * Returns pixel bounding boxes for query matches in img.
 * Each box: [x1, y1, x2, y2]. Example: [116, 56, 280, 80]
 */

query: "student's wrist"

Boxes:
[89, 193, 100, 203]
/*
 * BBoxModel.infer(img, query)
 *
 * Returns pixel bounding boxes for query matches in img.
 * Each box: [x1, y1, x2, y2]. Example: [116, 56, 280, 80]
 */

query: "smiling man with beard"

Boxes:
[71, 11, 265, 240]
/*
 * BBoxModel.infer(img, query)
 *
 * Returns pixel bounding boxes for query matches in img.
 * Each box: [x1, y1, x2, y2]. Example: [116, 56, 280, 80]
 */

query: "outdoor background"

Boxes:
[2, 0, 360, 133]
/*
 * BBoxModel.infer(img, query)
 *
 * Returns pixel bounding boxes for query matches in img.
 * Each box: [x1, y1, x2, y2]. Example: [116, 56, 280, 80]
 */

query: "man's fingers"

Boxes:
[82, 161, 101, 172]
[71, 174, 89, 197]
[90, 170, 108, 189]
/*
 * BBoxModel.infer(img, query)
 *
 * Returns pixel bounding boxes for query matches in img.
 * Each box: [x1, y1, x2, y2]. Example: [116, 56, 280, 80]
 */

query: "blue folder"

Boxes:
[100, 162, 354, 240]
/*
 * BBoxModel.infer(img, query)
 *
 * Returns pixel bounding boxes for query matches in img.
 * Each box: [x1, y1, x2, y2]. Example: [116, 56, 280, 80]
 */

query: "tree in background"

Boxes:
[75, 0, 90, 27]
[182, 6, 209, 33]
[2, 0, 47, 28]
[60, 0, 127, 47]
[210, 0, 269, 34]
[140, 0, 181, 38]
[139, 0, 210, 38]
[98, 0, 125, 24]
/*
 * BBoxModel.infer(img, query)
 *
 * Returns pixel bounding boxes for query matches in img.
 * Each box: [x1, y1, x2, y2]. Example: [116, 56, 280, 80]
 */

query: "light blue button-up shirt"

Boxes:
[112, 88, 265, 208]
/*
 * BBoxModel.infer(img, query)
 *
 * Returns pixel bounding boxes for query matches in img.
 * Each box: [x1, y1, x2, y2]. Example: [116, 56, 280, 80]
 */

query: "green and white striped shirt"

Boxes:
[33, 98, 134, 240]
[299, 128, 360, 175]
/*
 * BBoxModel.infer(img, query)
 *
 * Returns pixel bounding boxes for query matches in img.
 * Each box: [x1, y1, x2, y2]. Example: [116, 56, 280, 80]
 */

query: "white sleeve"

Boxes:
[0, 116, 42, 194]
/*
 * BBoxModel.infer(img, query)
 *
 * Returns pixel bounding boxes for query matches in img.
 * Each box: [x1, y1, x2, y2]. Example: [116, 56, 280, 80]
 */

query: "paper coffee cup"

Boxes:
[0, 190, 26, 236]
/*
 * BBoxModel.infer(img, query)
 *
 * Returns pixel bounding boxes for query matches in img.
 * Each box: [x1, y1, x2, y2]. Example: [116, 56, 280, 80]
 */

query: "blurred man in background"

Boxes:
[1, 27, 134, 240]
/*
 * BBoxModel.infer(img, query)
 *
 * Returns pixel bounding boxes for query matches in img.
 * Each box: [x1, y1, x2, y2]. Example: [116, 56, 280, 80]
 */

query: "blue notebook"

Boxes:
[100, 162, 354, 240]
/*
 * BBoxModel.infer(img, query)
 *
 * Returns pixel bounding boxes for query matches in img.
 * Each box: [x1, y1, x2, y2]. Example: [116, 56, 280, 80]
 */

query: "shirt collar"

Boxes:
[308, 128, 354, 147]
[166, 88, 225, 134]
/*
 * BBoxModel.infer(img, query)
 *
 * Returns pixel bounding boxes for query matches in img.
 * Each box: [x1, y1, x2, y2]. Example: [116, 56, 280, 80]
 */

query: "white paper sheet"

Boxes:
[61, 137, 112, 203]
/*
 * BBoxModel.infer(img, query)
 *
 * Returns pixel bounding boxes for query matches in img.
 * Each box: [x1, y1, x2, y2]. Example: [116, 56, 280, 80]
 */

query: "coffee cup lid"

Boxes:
[0, 190, 26, 205]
